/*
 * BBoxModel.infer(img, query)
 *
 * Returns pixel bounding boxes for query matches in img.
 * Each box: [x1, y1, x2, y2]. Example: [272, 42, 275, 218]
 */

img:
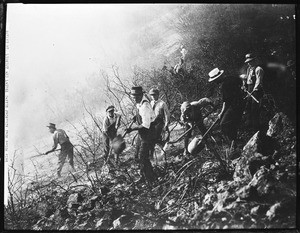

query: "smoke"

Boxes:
[7, 4, 179, 156]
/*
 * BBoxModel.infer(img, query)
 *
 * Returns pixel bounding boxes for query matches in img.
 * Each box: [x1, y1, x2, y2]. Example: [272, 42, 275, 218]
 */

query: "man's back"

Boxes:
[53, 129, 70, 145]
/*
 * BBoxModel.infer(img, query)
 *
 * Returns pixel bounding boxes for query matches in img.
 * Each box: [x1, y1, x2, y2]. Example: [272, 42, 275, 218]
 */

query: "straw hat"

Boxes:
[208, 68, 224, 82]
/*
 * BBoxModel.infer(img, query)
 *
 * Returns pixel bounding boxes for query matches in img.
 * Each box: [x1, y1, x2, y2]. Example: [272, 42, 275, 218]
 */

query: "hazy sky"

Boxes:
[6, 4, 179, 153]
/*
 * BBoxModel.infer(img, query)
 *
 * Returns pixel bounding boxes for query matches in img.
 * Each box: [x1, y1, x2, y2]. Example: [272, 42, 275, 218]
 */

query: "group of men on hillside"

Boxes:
[45, 53, 265, 182]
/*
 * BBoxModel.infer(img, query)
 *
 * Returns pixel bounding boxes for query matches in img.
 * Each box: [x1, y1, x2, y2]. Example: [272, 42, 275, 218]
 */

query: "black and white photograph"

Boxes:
[2, 3, 297, 231]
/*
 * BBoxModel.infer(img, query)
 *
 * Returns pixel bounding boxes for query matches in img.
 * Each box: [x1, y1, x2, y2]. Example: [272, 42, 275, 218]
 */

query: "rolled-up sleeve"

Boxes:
[254, 67, 264, 90]
[52, 132, 58, 150]
[102, 117, 109, 132]
[163, 102, 170, 126]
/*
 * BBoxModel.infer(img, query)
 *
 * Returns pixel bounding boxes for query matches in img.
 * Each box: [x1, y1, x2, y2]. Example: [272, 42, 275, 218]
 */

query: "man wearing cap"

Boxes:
[149, 88, 170, 147]
[242, 53, 264, 129]
[102, 105, 121, 163]
[45, 123, 75, 178]
[180, 97, 214, 156]
[208, 68, 244, 148]
[126, 86, 157, 184]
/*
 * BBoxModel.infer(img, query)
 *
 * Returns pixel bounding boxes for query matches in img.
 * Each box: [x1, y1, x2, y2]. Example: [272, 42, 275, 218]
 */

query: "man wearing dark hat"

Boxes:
[242, 53, 264, 129]
[149, 88, 170, 156]
[126, 86, 157, 184]
[45, 123, 75, 178]
[102, 105, 121, 163]
[208, 68, 244, 148]
[180, 97, 214, 156]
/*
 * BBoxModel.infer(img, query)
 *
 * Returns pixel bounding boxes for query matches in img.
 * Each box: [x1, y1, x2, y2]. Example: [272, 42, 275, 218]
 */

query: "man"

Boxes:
[208, 67, 244, 148]
[126, 86, 157, 184]
[149, 88, 170, 145]
[242, 53, 264, 130]
[180, 97, 214, 156]
[45, 123, 75, 178]
[102, 105, 121, 163]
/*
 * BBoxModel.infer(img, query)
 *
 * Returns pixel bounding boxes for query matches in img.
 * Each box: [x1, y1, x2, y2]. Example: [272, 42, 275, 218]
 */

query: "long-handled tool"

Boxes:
[29, 149, 61, 159]
[243, 89, 259, 103]
[188, 118, 220, 154]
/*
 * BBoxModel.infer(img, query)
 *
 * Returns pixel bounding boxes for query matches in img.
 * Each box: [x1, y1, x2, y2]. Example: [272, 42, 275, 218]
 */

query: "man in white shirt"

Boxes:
[102, 105, 121, 163]
[149, 88, 170, 144]
[149, 88, 170, 157]
[242, 53, 264, 130]
[126, 86, 157, 184]
[45, 123, 75, 178]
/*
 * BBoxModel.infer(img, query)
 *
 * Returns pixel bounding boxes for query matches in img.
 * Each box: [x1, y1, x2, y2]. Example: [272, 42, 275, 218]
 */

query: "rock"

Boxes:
[112, 215, 133, 229]
[250, 206, 260, 215]
[233, 157, 252, 183]
[266, 202, 281, 220]
[243, 131, 276, 157]
[248, 166, 277, 197]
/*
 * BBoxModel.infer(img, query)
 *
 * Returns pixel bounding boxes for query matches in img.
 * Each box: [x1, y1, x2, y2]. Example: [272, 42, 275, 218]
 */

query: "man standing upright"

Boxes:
[126, 86, 157, 184]
[208, 68, 244, 149]
[149, 88, 170, 146]
[102, 105, 121, 163]
[45, 123, 75, 178]
[242, 53, 264, 130]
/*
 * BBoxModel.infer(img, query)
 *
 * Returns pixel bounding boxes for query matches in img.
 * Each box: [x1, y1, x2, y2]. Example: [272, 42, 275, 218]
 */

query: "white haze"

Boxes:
[7, 4, 179, 153]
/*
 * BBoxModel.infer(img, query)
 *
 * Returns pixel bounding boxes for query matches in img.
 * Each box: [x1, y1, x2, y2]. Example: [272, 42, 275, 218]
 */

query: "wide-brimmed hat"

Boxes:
[106, 105, 115, 112]
[130, 86, 143, 96]
[208, 68, 224, 82]
[46, 123, 56, 129]
[244, 53, 256, 63]
[149, 88, 159, 95]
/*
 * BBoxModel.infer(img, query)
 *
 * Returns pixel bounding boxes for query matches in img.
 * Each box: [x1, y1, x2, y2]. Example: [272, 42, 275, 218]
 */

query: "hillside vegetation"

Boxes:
[4, 4, 297, 231]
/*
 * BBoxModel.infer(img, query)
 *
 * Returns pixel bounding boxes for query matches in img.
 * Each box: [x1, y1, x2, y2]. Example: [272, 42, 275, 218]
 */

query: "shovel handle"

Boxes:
[121, 120, 135, 138]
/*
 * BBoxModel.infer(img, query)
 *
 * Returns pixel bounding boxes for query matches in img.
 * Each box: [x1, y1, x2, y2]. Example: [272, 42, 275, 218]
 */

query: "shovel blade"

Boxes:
[111, 135, 126, 154]
[188, 135, 205, 154]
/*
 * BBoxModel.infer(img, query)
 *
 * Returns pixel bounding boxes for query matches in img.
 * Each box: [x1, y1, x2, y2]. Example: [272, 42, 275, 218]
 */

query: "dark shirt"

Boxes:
[221, 76, 243, 108]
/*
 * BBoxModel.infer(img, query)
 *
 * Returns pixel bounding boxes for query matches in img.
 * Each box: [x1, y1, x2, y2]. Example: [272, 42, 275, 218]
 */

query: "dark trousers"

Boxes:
[184, 120, 206, 151]
[103, 132, 117, 161]
[57, 141, 74, 175]
[245, 85, 263, 130]
[135, 125, 156, 183]
[220, 106, 243, 142]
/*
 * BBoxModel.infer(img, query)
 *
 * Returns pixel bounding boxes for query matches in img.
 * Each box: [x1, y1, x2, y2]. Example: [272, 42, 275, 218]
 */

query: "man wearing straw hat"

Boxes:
[126, 86, 157, 184]
[102, 105, 121, 163]
[242, 53, 264, 129]
[208, 68, 244, 149]
[45, 123, 75, 178]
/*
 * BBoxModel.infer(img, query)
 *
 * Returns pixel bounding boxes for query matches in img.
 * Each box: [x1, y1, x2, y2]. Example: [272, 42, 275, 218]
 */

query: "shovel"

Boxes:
[188, 118, 220, 154]
[111, 120, 135, 155]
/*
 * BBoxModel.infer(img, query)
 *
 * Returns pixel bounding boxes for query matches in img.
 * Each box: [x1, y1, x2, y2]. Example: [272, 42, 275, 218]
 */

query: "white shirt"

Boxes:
[137, 96, 156, 129]
[102, 113, 120, 132]
[53, 129, 69, 147]
[246, 66, 264, 90]
[150, 99, 170, 128]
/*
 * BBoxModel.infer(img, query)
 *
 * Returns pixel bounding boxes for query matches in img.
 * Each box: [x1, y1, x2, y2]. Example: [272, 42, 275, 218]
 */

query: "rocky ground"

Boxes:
[4, 112, 298, 230]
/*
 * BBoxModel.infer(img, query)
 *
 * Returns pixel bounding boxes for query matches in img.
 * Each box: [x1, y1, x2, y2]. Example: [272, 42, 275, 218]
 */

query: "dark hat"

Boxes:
[208, 68, 224, 82]
[46, 123, 56, 129]
[245, 53, 256, 63]
[130, 86, 143, 96]
[106, 105, 115, 112]
[286, 60, 295, 67]
[149, 88, 159, 95]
